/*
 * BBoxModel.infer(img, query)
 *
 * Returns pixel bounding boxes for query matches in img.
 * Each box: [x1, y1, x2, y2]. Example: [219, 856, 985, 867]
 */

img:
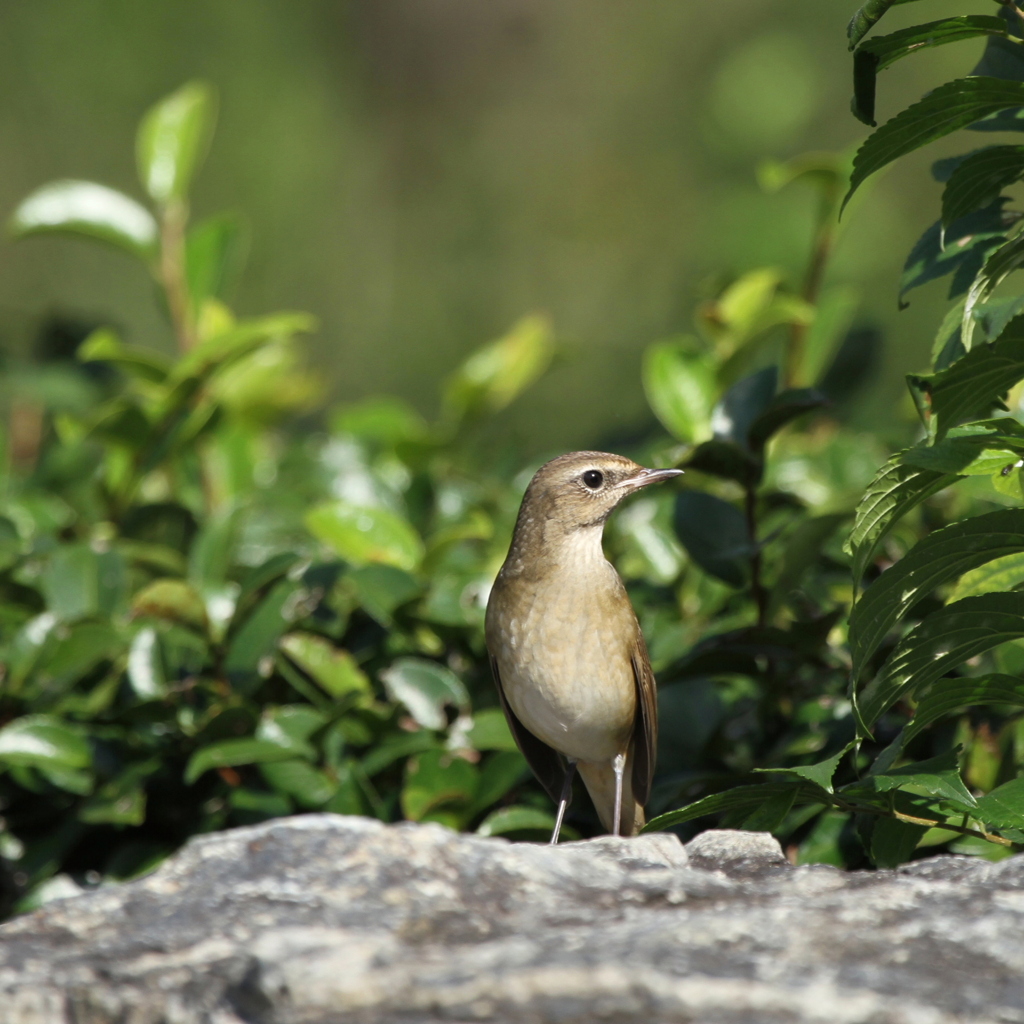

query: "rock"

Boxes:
[1, 817, 1023, 1024]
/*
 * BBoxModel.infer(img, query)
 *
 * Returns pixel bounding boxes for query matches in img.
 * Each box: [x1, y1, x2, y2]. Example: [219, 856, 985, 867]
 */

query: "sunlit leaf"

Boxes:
[755, 745, 852, 795]
[975, 775, 1024, 829]
[642, 783, 811, 834]
[132, 579, 208, 630]
[380, 657, 469, 730]
[641, 339, 716, 443]
[858, 592, 1024, 730]
[862, 749, 976, 809]
[0, 716, 91, 771]
[136, 81, 216, 205]
[9, 180, 158, 261]
[279, 632, 371, 700]
[844, 78, 1024, 212]
[476, 805, 557, 837]
[948, 551, 1024, 602]
[465, 708, 519, 752]
[306, 501, 423, 571]
[850, 508, 1024, 678]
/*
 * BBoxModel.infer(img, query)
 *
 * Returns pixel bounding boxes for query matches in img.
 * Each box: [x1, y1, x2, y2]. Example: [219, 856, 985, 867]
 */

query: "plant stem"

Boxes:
[159, 200, 195, 353]
[746, 483, 768, 627]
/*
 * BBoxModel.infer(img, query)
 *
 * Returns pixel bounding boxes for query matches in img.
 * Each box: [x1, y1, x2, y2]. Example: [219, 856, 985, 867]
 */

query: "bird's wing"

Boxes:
[489, 655, 566, 805]
[630, 626, 658, 808]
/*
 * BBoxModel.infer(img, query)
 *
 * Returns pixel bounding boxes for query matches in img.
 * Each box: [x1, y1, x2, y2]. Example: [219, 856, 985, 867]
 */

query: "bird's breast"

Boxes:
[486, 557, 637, 764]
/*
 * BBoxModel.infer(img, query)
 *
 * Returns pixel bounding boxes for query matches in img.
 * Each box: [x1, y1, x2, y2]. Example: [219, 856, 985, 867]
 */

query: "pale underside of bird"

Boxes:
[485, 451, 681, 842]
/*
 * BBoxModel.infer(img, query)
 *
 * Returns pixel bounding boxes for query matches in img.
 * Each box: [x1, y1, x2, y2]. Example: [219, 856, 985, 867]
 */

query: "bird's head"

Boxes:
[517, 451, 683, 533]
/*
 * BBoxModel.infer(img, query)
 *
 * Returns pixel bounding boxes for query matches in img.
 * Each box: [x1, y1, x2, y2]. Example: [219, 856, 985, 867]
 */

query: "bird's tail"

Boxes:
[577, 756, 645, 837]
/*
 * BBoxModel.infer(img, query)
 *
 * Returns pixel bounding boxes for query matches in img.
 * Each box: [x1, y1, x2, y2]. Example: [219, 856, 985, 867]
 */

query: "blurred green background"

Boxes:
[0, 0, 992, 452]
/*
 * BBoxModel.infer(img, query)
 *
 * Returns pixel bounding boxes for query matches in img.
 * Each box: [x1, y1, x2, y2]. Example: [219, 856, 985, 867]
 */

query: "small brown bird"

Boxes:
[485, 451, 682, 841]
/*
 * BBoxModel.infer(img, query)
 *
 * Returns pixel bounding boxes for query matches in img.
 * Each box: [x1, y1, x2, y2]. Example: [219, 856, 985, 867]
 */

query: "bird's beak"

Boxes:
[619, 466, 684, 492]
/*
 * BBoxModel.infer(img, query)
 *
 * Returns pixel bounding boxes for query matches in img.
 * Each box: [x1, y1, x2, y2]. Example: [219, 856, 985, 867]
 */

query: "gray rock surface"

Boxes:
[1, 815, 1023, 1024]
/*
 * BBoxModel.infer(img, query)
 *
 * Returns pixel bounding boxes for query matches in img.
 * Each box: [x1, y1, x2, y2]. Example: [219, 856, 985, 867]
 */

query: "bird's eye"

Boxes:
[582, 469, 604, 489]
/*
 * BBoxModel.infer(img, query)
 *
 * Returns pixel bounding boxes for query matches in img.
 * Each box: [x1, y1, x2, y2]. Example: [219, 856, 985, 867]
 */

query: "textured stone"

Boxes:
[0, 815, 1022, 1023]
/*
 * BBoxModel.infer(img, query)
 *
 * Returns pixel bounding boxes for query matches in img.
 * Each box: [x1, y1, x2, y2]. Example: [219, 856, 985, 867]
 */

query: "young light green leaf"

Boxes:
[942, 145, 1024, 227]
[381, 657, 469, 730]
[905, 673, 1024, 742]
[9, 180, 158, 262]
[853, 18, 1007, 127]
[850, 508, 1024, 679]
[279, 632, 371, 700]
[186, 212, 247, 310]
[857, 592, 1024, 730]
[442, 314, 554, 424]
[136, 81, 216, 205]
[641, 339, 716, 443]
[465, 708, 519, 752]
[845, 453, 956, 582]
[844, 78, 1024, 212]
[306, 501, 424, 572]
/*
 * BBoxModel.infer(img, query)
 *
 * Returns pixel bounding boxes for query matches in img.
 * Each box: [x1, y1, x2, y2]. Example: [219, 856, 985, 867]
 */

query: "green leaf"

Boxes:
[330, 395, 430, 445]
[853, 18, 1007, 126]
[858, 593, 1024, 730]
[908, 315, 1024, 439]
[740, 787, 797, 832]
[132, 578, 208, 631]
[136, 81, 216, 205]
[34, 622, 121, 691]
[258, 759, 336, 808]
[964, 233, 1024, 349]
[673, 492, 752, 588]
[641, 783, 809, 834]
[476, 805, 558, 837]
[870, 817, 928, 868]
[850, 508, 1024, 679]
[711, 367, 776, 449]
[278, 632, 371, 700]
[847, 0, 925, 50]
[184, 738, 296, 784]
[306, 501, 424, 572]
[748, 389, 828, 452]
[469, 751, 529, 814]
[755, 746, 851, 795]
[641, 340, 716, 443]
[361, 732, 438, 777]
[949, 551, 1024, 602]
[0, 717, 91, 772]
[844, 78, 1024, 212]
[8, 180, 158, 262]
[442, 314, 554, 423]
[846, 454, 957, 582]
[256, 705, 327, 759]
[380, 657, 469, 730]
[127, 627, 167, 700]
[401, 749, 477, 821]
[224, 579, 300, 684]
[863, 750, 976, 809]
[906, 673, 1024, 742]
[77, 328, 170, 381]
[186, 212, 247, 310]
[942, 145, 1024, 227]
[768, 513, 848, 618]
[975, 775, 1024, 829]
[346, 564, 422, 626]
[465, 708, 519, 752]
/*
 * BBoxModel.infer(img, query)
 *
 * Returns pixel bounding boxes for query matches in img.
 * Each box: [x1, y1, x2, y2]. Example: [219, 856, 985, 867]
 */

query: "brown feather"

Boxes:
[490, 656, 567, 806]
[629, 626, 658, 808]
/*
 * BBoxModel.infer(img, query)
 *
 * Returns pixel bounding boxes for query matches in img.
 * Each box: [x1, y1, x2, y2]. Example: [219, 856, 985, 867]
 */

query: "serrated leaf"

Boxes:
[380, 657, 469, 730]
[844, 78, 1024, 212]
[9, 180, 158, 261]
[906, 673, 1024, 742]
[847, 0, 925, 50]
[975, 775, 1024, 829]
[641, 783, 811, 834]
[850, 508, 1024, 679]
[755, 746, 851, 795]
[853, 18, 1007, 126]
[942, 144, 1024, 227]
[858, 592, 1024, 730]
[846, 453, 956, 582]
[908, 315, 1024, 439]
[136, 81, 216, 205]
[864, 750, 976, 809]
[964, 233, 1024, 349]
[642, 340, 716, 444]
[949, 552, 1024, 603]
[306, 501, 423, 572]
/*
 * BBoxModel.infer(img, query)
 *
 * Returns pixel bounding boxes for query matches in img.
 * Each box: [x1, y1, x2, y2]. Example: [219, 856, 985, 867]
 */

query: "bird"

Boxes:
[484, 451, 682, 842]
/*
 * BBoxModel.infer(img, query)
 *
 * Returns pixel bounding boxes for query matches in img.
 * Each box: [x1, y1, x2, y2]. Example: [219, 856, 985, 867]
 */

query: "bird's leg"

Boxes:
[550, 759, 577, 845]
[612, 752, 626, 836]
